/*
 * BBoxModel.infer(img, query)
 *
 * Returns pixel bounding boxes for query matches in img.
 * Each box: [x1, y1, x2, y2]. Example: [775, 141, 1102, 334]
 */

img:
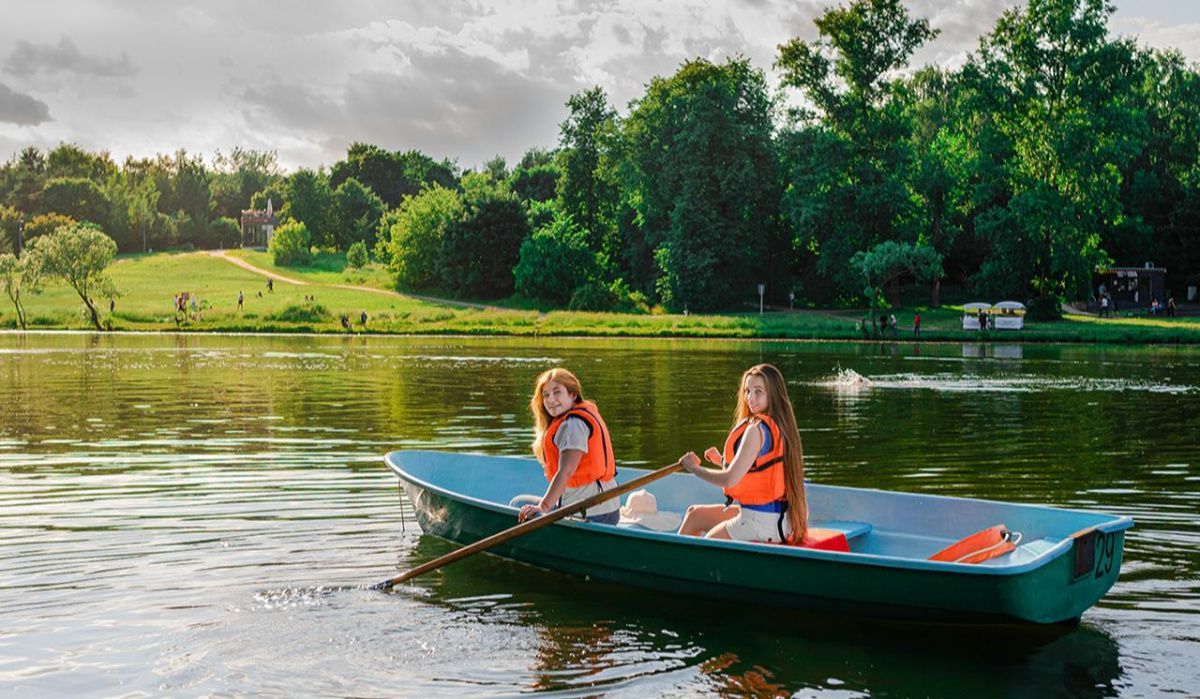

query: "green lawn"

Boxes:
[231, 249, 396, 291]
[4, 250, 1200, 342]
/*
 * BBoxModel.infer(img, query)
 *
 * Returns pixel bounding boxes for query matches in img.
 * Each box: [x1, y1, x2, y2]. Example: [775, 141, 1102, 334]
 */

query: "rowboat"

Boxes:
[384, 450, 1132, 624]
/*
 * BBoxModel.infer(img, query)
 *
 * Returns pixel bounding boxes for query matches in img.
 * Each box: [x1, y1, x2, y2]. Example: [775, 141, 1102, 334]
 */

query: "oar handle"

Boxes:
[372, 459, 684, 590]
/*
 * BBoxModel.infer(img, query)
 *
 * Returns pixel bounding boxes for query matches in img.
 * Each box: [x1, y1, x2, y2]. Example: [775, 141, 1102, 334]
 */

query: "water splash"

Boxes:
[822, 368, 873, 390]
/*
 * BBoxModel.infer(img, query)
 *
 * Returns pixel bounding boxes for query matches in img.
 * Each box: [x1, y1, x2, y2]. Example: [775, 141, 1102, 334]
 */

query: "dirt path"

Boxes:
[206, 250, 499, 310]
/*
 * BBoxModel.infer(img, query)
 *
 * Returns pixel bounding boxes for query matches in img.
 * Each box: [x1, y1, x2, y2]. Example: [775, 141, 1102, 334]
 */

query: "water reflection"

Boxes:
[406, 535, 1124, 697]
[0, 333, 1196, 696]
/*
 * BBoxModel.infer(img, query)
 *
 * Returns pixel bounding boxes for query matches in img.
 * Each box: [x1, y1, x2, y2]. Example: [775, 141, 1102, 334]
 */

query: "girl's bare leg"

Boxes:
[678, 503, 738, 537]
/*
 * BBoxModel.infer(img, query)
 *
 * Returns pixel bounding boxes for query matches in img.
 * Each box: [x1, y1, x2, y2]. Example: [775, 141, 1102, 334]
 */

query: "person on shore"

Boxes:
[978, 309, 988, 333]
[267, 278, 273, 293]
[676, 364, 808, 544]
[913, 313, 922, 338]
[513, 368, 620, 525]
[237, 290, 244, 311]
[1168, 296, 1176, 318]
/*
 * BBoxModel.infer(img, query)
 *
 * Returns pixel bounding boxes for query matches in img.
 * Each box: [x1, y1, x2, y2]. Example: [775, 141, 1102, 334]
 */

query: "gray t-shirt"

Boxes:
[553, 416, 590, 453]
[553, 416, 618, 516]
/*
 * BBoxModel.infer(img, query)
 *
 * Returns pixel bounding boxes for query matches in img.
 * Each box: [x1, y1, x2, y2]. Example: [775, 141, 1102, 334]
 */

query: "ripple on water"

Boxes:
[0, 334, 1197, 697]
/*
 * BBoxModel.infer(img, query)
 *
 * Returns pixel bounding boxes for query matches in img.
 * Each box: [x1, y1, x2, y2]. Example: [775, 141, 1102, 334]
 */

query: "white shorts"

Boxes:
[726, 506, 792, 543]
[508, 478, 620, 518]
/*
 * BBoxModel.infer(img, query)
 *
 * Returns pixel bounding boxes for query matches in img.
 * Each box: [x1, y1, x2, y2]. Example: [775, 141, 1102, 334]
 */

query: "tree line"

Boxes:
[2, 0, 1197, 318]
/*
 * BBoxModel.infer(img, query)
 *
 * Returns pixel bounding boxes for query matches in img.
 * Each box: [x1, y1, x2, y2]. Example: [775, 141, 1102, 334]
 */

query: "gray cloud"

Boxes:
[239, 45, 566, 167]
[0, 0, 1193, 171]
[0, 83, 52, 125]
[4, 37, 136, 78]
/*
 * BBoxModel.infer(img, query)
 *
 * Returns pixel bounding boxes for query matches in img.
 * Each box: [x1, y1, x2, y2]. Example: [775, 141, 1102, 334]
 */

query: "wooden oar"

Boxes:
[371, 459, 684, 591]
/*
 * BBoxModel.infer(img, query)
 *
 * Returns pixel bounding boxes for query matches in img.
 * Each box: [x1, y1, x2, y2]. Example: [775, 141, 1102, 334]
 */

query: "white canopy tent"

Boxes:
[962, 302, 992, 330]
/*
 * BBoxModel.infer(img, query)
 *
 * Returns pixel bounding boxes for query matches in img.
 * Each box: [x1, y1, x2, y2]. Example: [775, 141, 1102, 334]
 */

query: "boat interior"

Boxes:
[387, 452, 1131, 569]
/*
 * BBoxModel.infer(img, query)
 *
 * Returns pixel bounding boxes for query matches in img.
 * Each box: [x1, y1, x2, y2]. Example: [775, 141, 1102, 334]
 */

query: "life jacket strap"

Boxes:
[747, 455, 783, 473]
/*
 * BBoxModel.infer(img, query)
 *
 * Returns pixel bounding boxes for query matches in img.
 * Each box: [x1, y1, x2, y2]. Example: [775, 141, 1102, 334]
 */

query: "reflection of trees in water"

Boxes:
[401, 534, 1123, 697]
[700, 652, 789, 698]
[529, 621, 616, 692]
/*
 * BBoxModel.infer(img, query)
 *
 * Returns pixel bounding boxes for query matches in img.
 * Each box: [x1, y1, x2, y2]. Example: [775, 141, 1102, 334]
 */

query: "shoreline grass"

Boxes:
[4, 251, 1200, 343]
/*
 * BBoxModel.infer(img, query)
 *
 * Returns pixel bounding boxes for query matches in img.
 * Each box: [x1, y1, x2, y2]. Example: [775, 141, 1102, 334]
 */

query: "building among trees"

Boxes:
[240, 198, 278, 248]
[1093, 265, 1167, 310]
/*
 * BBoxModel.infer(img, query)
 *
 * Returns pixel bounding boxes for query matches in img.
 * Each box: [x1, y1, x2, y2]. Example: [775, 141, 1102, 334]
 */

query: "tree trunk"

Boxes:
[82, 294, 103, 331]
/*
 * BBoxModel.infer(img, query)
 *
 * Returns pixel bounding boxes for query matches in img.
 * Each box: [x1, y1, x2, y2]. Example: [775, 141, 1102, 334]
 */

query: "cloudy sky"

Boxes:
[1, 0, 1196, 172]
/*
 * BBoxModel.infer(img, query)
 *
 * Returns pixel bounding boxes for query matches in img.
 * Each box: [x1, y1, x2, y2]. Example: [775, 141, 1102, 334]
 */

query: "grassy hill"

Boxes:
[3, 250, 1200, 342]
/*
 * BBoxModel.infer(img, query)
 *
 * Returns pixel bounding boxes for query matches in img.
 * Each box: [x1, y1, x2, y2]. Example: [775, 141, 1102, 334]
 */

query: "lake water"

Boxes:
[1, 333, 1197, 697]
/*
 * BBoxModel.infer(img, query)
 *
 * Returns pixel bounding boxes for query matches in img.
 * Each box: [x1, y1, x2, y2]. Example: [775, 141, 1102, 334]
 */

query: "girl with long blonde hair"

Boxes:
[514, 368, 620, 524]
[677, 364, 808, 543]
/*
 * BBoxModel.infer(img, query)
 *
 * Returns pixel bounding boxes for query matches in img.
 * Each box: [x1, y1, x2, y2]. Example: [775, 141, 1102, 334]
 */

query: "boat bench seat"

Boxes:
[810, 520, 873, 540]
[790, 521, 873, 553]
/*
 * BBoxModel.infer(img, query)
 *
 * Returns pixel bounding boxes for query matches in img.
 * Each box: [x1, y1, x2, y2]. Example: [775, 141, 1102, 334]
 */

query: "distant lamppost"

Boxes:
[16, 213, 23, 257]
[758, 283, 765, 315]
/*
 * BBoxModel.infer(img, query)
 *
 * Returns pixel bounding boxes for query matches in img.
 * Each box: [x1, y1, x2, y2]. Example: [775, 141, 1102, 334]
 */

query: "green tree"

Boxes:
[28, 222, 118, 330]
[346, 240, 369, 268]
[900, 67, 973, 306]
[513, 213, 598, 306]
[210, 148, 283, 220]
[128, 177, 160, 253]
[22, 213, 76, 243]
[209, 217, 241, 249]
[964, 0, 1142, 314]
[557, 87, 620, 263]
[383, 184, 464, 291]
[148, 150, 212, 247]
[0, 250, 42, 329]
[269, 220, 312, 266]
[38, 177, 112, 229]
[282, 169, 335, 248]
[442, 173, 530, 298]
[332, 177, 384, 250]
[849, 241, 943, 319]
[0, 146, 47, 212]
[775, 0, 937, 297]
[249, 181, 286, 212]
[519, 147, 555, 169]
[482, 155, 509, 182]
[510, 162, 560, 203]
[621, 58, 779, 311]
[330, 144, 458, 209]
[1114, 49, 1200, 285]
[46, 143, 116, 181]
[0, 205, 20, 253]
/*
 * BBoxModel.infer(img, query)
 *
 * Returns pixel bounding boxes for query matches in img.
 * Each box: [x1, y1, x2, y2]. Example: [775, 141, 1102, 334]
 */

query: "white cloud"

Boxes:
[0, 0, 1195, 171]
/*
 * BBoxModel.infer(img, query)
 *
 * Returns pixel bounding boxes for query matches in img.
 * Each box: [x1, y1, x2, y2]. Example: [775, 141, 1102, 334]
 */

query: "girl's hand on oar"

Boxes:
[704, 447, 722, 466]
[518, 503, 548, 522]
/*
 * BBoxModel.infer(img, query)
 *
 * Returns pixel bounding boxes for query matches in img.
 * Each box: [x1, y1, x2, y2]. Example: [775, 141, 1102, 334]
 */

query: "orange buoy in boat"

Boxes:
[929, 524, 1018, 564]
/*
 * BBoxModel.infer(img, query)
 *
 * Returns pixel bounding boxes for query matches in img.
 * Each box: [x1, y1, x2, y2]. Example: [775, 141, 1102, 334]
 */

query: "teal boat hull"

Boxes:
[385, 451, 1131, 624]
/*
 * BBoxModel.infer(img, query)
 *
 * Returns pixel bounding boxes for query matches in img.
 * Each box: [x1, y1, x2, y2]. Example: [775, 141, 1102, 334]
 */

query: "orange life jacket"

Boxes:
[722, 414, 786, 506]
[928, 524, 1017, 564]
[541, 400, 616, 488]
